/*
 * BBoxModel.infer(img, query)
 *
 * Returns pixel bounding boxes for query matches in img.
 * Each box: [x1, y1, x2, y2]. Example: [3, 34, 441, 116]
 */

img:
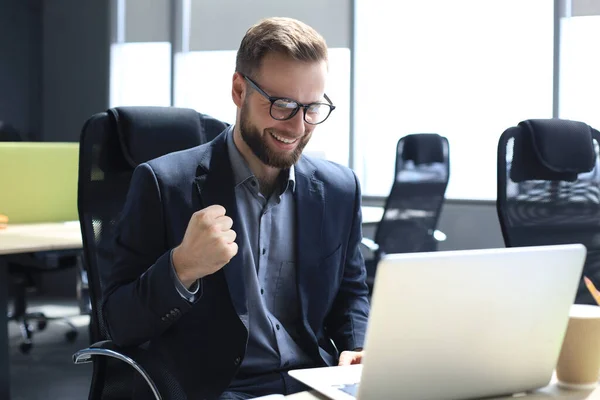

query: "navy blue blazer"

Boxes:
[103, 131, 370, 399]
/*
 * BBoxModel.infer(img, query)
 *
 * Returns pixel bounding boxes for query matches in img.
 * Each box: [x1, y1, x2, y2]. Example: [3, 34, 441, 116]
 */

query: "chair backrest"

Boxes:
[497, 118, 600, 304]
[0, 142, 79, 223]
[77, 106, 228, 399]
[375, 133, 450, 254]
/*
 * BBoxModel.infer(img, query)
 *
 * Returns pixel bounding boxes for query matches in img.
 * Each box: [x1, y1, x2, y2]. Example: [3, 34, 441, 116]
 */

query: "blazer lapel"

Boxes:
[193, 131, 249, 330]
[295, 158, 325, 334]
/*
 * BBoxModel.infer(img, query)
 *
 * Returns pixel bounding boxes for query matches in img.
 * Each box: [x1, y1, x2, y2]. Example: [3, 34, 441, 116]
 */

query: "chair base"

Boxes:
[8, 311, 79, 354]
[8, 257, 82, 354]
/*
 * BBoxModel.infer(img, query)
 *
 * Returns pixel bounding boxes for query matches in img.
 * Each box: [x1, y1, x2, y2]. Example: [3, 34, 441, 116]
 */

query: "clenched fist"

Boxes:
[172, 205, 238, 288]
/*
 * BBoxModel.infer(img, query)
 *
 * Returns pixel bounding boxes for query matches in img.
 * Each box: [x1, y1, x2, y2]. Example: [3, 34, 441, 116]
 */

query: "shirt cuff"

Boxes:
[169, 249, 200, 302]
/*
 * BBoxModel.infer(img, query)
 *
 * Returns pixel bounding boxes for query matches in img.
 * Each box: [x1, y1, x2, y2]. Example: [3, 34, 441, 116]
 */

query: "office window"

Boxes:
[559, 15, 600, 129]
[354, 0, 553, 199]
[173, 48, 350, 165]
[174, 50, 237, 124]
[305, 48, 350, 165]
[109, 42, 171, 108]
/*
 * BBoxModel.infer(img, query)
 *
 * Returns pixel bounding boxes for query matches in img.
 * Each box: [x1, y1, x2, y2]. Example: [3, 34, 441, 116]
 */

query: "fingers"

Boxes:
[214, 215, 234, 231]
[199, 204, 226, 220]
[227, 241, 239, 259]
[216, 241, 238, 267]
[338, 351, 363, 366]
[221, 229, 237, 244]
[338, 351, 353, 366]
[196, 206, 233, 232]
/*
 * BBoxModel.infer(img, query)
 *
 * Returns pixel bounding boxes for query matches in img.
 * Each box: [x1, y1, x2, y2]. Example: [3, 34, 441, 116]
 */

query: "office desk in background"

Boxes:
[0, 221, 82, 399]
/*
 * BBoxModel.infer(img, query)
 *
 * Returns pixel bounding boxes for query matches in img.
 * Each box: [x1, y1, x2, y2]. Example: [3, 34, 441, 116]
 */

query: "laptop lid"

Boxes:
[356, 244, 586, 400]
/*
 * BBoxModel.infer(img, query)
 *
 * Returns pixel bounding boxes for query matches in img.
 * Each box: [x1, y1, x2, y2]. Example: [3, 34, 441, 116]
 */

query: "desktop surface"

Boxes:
[0, 221, 82, 255]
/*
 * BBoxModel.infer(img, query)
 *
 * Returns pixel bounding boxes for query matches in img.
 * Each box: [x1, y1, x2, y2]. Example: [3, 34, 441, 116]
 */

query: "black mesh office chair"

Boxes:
[72, 107, 228, 400]
[497, 119, 600, 305]
[0, 121, 80, 353]
[363, 133, 450, 291]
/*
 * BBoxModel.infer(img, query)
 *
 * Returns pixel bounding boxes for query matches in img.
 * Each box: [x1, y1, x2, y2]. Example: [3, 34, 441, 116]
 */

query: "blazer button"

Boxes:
[161, 316, 167, 322]
[234, 357, 241, 366]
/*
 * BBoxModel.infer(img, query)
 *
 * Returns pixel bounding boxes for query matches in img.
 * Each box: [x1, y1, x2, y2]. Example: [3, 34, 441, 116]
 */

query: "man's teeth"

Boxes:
[271, 132, 297, 144]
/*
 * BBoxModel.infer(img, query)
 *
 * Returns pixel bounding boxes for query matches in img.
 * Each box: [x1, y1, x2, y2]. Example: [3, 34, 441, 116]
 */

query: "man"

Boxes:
[104, 17, 370, 400]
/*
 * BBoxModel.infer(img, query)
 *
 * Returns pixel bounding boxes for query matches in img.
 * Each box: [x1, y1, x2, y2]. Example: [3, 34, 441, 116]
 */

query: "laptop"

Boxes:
[289, 244, 587, 400]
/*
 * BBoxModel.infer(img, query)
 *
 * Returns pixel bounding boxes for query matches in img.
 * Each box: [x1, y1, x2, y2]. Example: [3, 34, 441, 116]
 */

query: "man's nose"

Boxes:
[285, 108, 306, 133]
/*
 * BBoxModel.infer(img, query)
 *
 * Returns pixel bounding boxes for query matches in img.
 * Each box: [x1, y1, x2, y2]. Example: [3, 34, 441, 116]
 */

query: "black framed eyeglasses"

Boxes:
[243, 75, 336, 125]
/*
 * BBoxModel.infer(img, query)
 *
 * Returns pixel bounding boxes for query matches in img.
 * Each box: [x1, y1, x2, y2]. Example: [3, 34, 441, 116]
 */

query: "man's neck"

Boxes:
[233, 126, 281, 190]
[257, 176, 281, 199]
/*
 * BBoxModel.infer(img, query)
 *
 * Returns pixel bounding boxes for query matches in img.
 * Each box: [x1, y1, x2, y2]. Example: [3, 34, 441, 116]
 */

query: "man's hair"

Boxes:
[235, 17, 328, 78]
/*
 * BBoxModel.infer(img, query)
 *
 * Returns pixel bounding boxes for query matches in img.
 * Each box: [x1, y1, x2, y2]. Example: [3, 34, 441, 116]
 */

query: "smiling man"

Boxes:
[103, 17, 370, 400]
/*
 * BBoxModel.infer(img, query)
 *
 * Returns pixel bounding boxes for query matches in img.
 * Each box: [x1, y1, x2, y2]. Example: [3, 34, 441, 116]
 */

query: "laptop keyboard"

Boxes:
[335, 383, 359, 398]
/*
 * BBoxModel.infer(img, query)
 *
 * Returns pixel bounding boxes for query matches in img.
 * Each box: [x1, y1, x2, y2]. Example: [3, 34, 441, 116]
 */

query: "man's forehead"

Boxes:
[255, 53, 326, 74]
[254, 58, 327, 96]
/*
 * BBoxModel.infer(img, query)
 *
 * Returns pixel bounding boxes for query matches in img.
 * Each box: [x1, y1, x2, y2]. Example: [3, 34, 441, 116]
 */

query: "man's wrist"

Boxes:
[172, 247, 196, 289]
[179, 275, 197, 290]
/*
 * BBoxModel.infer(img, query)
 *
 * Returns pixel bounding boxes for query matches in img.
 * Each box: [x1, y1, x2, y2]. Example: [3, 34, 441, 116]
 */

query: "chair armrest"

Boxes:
[361, 237, 380, 252]
[73, 340, 162, 400]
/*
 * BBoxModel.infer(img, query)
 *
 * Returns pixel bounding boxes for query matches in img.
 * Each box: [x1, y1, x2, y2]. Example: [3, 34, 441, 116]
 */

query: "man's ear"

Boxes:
[232, 72, 245, 108]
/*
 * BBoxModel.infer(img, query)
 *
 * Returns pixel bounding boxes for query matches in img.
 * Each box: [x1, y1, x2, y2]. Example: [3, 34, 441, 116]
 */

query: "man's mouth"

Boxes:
[270, 131, 299, 144]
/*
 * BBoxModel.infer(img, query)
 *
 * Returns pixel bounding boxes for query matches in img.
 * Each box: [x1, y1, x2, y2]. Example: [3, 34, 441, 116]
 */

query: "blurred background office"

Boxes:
[1, 0, 600, 399]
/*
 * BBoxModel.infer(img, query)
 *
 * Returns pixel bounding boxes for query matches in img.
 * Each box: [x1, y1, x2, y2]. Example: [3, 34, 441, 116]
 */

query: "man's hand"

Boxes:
[172, 205, 238, 288]
[338, 350, 364, 366]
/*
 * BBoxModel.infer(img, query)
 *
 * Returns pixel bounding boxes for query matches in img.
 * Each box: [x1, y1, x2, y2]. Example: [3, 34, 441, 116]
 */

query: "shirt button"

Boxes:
[276, 324, 280, 331]
[262, 248, 266, 255]
[234, 357, 241, 366]
[260, 288, 264, 295]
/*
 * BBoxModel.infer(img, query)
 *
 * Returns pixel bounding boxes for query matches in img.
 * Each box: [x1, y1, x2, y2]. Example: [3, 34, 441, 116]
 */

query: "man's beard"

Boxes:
[239, 103, 309, 169]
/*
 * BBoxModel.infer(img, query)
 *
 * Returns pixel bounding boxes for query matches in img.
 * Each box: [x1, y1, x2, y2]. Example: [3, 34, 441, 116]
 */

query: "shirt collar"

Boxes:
[226, 127, 296, 193]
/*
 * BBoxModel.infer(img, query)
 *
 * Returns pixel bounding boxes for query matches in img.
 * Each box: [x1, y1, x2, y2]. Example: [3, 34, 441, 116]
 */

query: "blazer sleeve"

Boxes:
[325, 172, 370, 352]
[102, 163, 198, 347]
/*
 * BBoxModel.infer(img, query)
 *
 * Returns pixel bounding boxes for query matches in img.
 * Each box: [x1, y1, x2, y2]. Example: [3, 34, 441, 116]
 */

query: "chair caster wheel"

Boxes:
[65, 330, 78, 342]
[37, 320, 48, 331]
[19, 341, 32, 354]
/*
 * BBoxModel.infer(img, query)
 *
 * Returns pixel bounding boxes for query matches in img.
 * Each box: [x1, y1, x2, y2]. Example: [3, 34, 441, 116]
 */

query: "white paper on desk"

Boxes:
[253, 395, 285, 399]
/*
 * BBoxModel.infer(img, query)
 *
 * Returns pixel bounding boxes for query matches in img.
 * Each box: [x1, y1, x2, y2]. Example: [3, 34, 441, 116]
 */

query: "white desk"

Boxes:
[0, 221, 82, 255]
[0, 221, 82, 399]
[285, 380, 600, 399]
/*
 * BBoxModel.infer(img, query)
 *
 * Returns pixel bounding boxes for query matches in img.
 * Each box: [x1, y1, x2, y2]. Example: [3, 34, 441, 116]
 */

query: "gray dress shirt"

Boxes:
[171, 127, 314, 379]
